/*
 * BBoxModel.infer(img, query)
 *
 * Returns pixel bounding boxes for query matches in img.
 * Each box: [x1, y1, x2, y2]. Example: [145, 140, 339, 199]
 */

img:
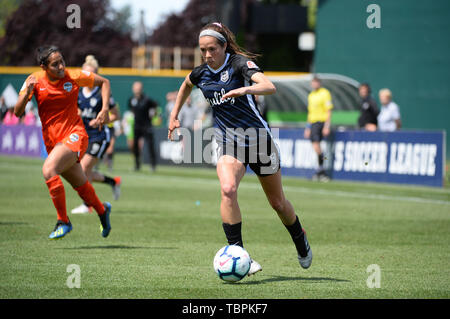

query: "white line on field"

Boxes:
[146, 174, 450, 206]
[1, 161, 448, 206]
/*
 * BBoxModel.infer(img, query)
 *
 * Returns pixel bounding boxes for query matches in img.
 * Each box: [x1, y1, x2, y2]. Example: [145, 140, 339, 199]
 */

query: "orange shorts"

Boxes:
[45, 130, 89, 162]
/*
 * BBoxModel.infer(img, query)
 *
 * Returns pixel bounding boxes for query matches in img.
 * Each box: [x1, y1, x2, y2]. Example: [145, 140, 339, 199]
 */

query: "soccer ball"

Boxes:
[213, 245, 251, 282]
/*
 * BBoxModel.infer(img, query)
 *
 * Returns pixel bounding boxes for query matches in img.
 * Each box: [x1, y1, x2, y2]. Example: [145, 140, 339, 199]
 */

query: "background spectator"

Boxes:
[22, 104, 37, 126]
[357, 83, 379, 131]
[121, 110, 135, 155]
[304, 76, 333, 181]
[3, 105, 20, 125]
[178, 96, 199, 130]
[190, 88, 212, 130]
[128, 81, 158, 171]
[0, 96, 7, 122]
[165, 91, 178, 125]
[378, 88, 401, 132]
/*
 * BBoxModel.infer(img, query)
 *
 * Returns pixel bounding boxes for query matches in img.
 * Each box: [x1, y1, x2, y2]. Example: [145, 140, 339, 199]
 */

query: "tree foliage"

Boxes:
[0, 0, 134, 67]
[0, 0, 22, 38]
[149, 0, 217, 47]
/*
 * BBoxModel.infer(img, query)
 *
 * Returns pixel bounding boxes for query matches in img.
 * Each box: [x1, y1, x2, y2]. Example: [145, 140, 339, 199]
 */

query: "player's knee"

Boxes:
[42, 163, 58, 180]
[268, 197, 286, 213]
[221, 183, 238, 200]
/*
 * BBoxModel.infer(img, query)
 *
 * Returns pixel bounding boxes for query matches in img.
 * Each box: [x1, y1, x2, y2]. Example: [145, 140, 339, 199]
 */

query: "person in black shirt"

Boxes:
[128, 81, 158, 171]
[357, 83, 379, 131]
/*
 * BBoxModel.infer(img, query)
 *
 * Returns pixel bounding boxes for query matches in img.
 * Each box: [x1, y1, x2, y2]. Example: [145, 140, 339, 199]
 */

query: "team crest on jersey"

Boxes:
[247, 61, 258, 69]
[69, 133, 79, 143]
[63, 82, 73, 92]
[220, 70, 229, 83]
[90, 97, 98, 107]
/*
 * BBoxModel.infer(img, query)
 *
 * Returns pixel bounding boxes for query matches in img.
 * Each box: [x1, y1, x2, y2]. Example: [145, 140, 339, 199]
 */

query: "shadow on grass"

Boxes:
[240, 275, 351, 285]
[57, 245, 179, 250]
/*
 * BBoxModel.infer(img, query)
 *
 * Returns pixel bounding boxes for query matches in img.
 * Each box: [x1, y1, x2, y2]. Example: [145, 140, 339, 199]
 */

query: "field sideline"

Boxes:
[0, 154, 449, 299]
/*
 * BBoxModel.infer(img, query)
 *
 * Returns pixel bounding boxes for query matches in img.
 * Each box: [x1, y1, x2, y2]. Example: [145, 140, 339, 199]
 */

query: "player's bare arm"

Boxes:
[89, 74, 111, 128]
[168, 73, 194, 140]
[221, 72, 276, 100]
[322, 110, 332, 137]
[14, 75, 37, 117]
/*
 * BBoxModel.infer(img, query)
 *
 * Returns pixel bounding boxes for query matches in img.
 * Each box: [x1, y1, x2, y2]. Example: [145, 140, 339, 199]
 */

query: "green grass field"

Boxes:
[0, 154, 449, 299]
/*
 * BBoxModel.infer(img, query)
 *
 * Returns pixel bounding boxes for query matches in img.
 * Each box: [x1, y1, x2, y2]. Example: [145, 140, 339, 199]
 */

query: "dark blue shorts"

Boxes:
[85, 139, 110, 159]
[218, 137, 280, 177]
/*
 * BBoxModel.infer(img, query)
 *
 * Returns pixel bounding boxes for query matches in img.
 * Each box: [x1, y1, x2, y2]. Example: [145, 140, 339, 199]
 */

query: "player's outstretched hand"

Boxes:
[26, 76, 37, 94]
[90, 109, 109, 130]
[221, 87, 247, 100]
[168, 117, 180, 141]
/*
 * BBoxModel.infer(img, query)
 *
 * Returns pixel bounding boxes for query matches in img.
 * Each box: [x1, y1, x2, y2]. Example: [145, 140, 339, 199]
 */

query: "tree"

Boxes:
[0, 0, 134, 67]
[149, 0, 217, 47]
[0, 0, 21, 38]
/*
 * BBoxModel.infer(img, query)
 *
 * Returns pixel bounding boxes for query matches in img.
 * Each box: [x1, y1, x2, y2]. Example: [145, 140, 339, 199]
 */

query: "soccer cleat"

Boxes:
[318, 172, 330, 183]
[112, 176, 121, 200]
[49, 220, 72, 240]
[99, 202, 112, 238]
[71, 203, 92, 214]
[298, 229, 312, 269]
[247, 259, 262, 276]
[298, 248, 313, 269]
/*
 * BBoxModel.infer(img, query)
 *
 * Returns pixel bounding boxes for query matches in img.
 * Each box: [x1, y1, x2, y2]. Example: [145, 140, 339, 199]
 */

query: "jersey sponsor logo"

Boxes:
[246, 61, 258, 69]
[205, 88, 235, 107]
[63, 82, 73, 92]
[69, 133, 79, 143]
[81, 108, 96, 119]
[220, 70, 229, 83]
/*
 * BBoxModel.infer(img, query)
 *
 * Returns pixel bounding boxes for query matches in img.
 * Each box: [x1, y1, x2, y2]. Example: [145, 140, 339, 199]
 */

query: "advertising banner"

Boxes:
[0, 124, 45, 158]
[275, 129, 445, 187]
[153, 127, 445, 187]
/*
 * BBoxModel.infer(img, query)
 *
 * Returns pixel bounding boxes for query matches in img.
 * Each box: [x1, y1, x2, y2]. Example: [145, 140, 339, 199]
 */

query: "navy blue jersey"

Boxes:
[78, 87, 115, 142]
[189, 53, 271, 146]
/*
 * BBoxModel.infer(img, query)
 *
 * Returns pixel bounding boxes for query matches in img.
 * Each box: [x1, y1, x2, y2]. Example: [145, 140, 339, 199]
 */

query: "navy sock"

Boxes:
[103, 176, 116, 187]
[318, 153, 324, 166]
[284, 215, 309, 257]
[222, 222, 243, 248]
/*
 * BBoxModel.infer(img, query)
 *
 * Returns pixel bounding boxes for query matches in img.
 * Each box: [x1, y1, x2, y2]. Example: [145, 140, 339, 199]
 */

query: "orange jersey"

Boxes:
[19, 69, 95, 148]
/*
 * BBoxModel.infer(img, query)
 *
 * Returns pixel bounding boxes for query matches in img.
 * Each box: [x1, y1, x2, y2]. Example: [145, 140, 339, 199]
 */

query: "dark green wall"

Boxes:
[315, 0, 450, 156]
[105, 74, 184, 124]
